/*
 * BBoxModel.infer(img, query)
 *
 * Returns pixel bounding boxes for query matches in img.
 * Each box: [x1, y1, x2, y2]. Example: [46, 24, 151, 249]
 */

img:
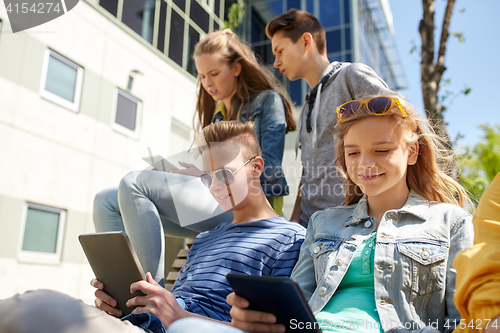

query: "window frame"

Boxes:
[39, 49, 84, 112]
[111, 88, 142, 139]
[17, 203, 67, 265]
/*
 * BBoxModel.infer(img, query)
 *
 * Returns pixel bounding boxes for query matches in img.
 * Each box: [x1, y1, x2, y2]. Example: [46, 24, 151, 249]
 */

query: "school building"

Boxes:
[0, 0, 405, 302]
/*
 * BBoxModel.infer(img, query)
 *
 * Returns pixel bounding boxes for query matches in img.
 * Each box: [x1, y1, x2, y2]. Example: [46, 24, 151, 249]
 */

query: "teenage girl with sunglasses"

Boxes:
[168, 94, 475, 333]
[92, 29, 296, 284]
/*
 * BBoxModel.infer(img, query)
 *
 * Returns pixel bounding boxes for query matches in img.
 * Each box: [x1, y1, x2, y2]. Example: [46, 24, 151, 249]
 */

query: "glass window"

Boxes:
[344, 27, 351, 51]
[99, 0, 118, 16]
[168, 9, 185, 67]
[214, 0, 220, 18]
[190, 0, 209, 33]
[250, 9, 266, 44]
[122, 0, 155, 43]
[319, 0, 341, 28]
[18, 203, 66, 264]
[157, 0, 168, 52]
[329, 54, 343, 63]
[268, 0, 283, 16]
[344, 0, 350, 24]
[326, 29, 342, 54]
[40, 49, 83, 112]
[289, 79, 303, 105]
[286, 0, 300, 10]
[186, 25, 200, 76]
[173, 0, 185, 12]
[306, 0, 314, 14]
[113, 88, 142, 137]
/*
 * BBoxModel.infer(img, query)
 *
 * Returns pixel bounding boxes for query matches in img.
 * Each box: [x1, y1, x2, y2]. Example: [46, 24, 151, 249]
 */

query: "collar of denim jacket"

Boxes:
[396, 188, 428, 221]
[344, 195, 371, 227]
[345, 189, 427, 227]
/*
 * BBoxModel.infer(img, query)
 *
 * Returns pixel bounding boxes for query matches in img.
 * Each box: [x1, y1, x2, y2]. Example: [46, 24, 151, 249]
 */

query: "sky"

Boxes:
[388, 0, 500, 149]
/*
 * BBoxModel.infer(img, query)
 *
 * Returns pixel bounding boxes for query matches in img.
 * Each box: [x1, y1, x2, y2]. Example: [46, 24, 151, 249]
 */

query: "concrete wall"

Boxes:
[0, 0, 197, 301]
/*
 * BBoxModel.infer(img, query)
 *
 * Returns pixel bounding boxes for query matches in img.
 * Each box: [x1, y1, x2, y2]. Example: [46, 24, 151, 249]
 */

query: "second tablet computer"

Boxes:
[226, 274, 321, 333]
[79, 231, 146, 317]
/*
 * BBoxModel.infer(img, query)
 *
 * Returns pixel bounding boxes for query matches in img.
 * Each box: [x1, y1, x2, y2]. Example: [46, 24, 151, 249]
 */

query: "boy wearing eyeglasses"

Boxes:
[267, 9, 394, 227]
[0, 121, 305, 333]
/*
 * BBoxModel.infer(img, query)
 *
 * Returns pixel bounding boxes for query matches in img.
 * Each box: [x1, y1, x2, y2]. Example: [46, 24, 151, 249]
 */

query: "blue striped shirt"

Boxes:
[171, 216, 306, 322]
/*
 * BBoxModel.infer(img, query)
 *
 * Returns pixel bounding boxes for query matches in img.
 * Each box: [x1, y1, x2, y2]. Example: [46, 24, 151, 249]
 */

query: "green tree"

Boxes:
[457, 124, 500, 203]
[223, 2, 244, 30]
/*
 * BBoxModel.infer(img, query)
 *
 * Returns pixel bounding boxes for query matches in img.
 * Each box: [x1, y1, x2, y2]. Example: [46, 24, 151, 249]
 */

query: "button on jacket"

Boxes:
[213, 90, 289, 197]
[291, 190, 474, 332]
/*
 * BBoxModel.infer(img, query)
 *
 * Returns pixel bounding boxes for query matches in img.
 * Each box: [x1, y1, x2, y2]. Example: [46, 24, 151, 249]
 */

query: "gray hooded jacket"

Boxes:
[297, 61, 394, 226]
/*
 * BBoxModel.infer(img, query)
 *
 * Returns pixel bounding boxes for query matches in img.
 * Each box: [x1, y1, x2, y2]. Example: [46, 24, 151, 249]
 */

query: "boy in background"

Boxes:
[268, 9, 394, 226]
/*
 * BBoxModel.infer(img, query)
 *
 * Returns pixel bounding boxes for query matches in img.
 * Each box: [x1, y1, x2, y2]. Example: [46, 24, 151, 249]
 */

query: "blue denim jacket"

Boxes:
[213, 90, 289, 197]
[290, 190, 473, 333]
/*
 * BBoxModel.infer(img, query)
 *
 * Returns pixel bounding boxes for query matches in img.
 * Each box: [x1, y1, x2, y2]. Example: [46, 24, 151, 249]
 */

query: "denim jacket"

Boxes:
[213, 90, 289, 197]
[290, 190, 474, 333]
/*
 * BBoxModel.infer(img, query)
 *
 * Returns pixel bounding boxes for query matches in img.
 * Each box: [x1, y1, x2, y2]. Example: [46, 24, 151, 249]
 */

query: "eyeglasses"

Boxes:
[200, 156, 256, 188]
[336, 96, 406, 121]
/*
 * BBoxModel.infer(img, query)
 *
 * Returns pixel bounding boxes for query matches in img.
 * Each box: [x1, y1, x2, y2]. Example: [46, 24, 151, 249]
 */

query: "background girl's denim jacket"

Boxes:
[290, 190, 473, 333]
[213, 90, 288, 197]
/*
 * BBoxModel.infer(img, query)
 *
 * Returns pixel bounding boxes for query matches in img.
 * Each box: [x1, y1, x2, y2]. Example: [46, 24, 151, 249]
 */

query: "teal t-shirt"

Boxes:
[315, 232, 383, 332]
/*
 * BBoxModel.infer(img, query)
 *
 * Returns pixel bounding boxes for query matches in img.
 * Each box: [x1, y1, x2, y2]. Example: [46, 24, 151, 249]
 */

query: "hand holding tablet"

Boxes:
[226, 274, 321, 333]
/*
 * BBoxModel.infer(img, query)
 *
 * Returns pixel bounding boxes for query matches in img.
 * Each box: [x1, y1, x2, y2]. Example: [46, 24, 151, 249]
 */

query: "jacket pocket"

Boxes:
[397, 242, 447, 296]
[309, 239, 341, 284]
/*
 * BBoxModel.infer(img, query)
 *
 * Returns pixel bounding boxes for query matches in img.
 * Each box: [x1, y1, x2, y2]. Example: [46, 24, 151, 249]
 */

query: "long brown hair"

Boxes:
[334, 93, 470, 208]
[193, 29, 296, 133]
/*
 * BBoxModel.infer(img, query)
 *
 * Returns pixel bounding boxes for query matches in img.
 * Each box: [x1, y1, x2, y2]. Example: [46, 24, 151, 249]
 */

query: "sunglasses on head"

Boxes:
[200, 156, 256, 188]
[336, 96, 406, 121]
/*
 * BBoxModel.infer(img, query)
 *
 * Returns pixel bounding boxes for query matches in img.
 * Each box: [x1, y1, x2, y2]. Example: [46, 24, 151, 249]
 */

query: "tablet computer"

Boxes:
[142, 154, 179, 172]
[226, 274, 321, 333]
[79, 231, 146, 317]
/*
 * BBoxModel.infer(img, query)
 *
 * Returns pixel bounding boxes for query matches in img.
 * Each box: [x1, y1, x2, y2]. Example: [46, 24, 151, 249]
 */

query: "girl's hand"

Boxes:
[127, 272, 189, 328]
[91, 278, 122, 318]
[226, 292, 285, 333]
[169, 162, 202, 177]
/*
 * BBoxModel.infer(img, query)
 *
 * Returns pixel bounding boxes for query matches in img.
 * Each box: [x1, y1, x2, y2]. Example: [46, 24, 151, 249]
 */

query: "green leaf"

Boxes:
[456, 124, 500, 201]
[451, 31, 465, 43]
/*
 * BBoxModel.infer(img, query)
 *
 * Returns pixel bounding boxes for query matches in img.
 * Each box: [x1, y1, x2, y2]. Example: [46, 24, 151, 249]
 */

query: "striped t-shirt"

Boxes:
[171, 216, 306, 322]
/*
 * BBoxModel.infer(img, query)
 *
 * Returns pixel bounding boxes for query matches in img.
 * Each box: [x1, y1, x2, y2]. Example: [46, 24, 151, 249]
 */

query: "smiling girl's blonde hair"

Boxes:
[334, 93, 470, 208]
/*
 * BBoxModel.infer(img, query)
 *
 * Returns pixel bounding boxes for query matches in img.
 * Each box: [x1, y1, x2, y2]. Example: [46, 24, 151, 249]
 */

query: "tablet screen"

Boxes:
[79, 231, 146, 317]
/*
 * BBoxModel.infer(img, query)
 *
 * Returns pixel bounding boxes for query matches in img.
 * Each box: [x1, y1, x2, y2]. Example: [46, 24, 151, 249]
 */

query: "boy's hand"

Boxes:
[226, 292, 285, 333]
[91, 278, 122, 318]
[169, 162, 202, 177]
[127, 272, 189, 328]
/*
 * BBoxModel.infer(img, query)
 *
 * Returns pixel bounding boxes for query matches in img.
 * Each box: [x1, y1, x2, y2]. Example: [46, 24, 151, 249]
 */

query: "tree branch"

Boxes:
[436, 0, 455, 80]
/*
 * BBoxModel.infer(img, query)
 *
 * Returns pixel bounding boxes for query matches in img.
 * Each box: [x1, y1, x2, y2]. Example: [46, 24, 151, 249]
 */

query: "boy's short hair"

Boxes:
[266, 9, 326, 55]
[202, 121, 262, 160]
